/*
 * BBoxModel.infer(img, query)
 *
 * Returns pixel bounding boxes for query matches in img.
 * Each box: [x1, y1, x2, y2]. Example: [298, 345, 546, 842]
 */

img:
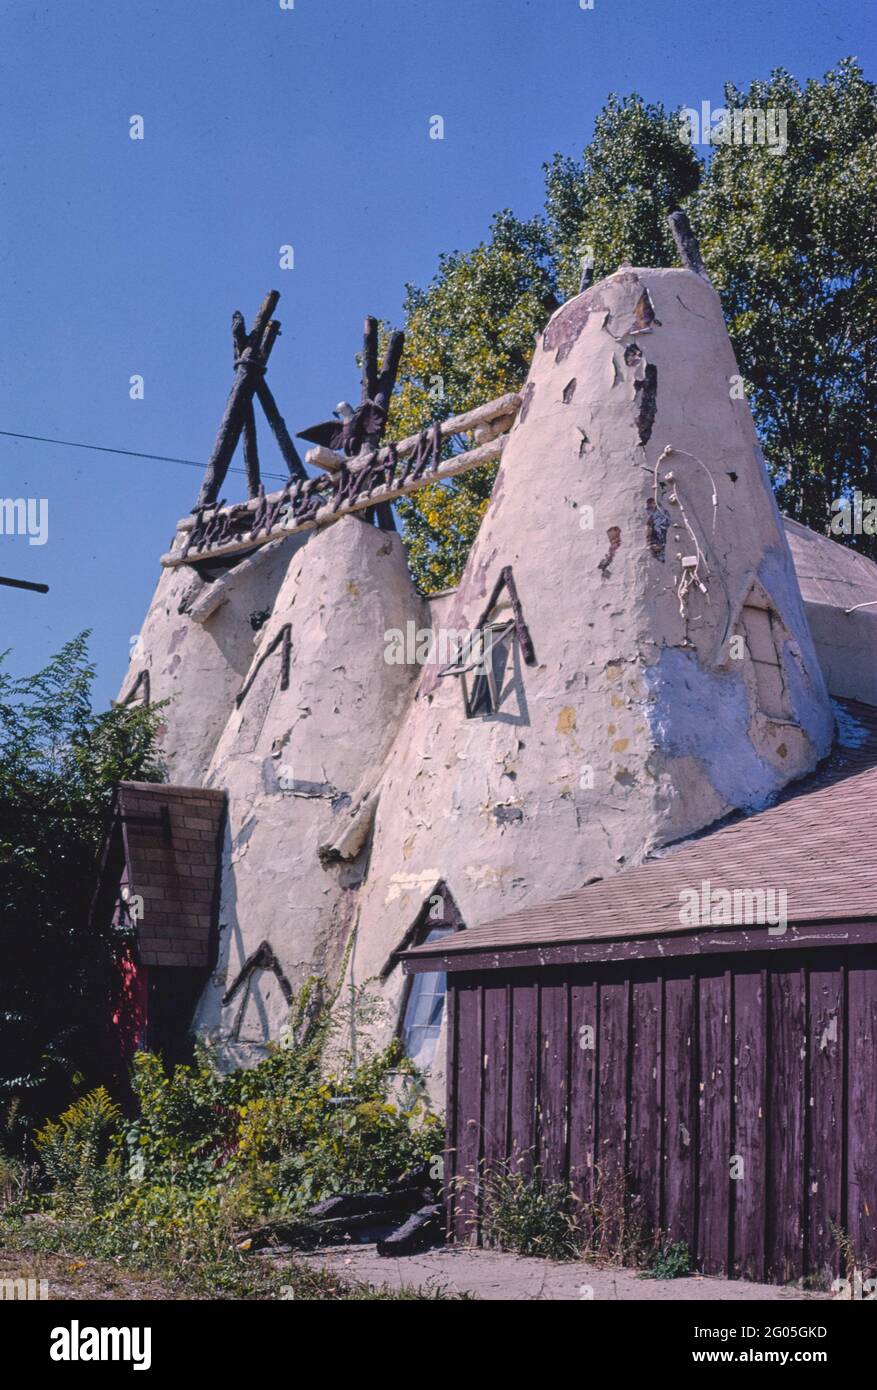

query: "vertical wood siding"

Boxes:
[445, 947, 877, 1285]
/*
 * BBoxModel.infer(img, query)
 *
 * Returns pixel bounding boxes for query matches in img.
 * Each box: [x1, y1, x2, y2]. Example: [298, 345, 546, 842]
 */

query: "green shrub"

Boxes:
[24, 980, 442, 1282]
[640, 1240, 691, 1280]
[119, 1017, 440, 1204]
[478, 1161, 666, 1269]
[34, 1086, 123, 1212]
[480, 1166, 581, 1261]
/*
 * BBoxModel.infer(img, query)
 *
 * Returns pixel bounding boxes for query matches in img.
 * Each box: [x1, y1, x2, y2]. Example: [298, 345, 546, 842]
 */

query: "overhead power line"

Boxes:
[0, 575, 49, 594]
[0, 429, 289, 484]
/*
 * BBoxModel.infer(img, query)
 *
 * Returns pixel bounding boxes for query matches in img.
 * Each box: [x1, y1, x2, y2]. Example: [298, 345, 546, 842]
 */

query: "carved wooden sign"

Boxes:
[162, 393, 520, 568]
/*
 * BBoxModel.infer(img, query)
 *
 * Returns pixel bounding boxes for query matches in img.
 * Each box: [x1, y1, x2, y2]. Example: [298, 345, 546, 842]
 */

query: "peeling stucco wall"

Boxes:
[123, 264, 847, 1098]
[191, 517, 427, 1066]
[337, 267, 834, 1095]
[117, 533, 309, 785]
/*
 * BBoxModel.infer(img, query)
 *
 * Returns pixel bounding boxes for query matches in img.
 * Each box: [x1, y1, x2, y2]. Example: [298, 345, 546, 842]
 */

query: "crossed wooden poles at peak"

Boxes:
[196, 291, 307, 511]
[297, 314, 405, 530]
[195, 296, 406, 530]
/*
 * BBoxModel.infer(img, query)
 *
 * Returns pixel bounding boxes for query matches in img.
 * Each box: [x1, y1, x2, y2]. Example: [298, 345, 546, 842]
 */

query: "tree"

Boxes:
[396, 98, 700, 590]
[545, 92, 701, 297]
[694, 59, 877, 551]
[394, 64, 877, 586]
[0, 635, 164, 1138]
[392, 212, 557, 592]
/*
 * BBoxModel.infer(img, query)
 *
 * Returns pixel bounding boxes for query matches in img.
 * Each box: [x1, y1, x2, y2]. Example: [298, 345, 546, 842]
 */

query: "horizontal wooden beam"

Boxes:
[378, 392, 521, 462]
[161, 391, 522, 568]
[161, 432, 507, 566]
[304, 392, 521, 476]
[401, 916, 877, 974]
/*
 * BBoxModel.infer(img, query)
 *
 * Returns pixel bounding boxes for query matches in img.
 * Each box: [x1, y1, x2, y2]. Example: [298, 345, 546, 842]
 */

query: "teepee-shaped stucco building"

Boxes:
[102, 242, 873, 1100]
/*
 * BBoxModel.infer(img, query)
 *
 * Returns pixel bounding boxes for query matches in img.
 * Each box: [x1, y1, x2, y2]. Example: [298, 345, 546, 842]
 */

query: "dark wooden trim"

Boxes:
[120, 669, 150, 706]
[222, 939, 294, 1007]
[205, 792, 228, 975]
[444, 981, 458, 1239]
[379, 879, 466, 981]
[361, 316, 379, 404]
[496, 566, 536, 666]
[235, 623, 292, 708]
[403, 917, 877, 974]
[473, 565, 537, 667]
[668, 209, 708, 278]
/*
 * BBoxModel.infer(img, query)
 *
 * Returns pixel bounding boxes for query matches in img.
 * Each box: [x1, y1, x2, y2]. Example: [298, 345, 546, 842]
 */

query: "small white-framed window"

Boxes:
[399, 924, 455, 1070]
[436, 565, 536, 719]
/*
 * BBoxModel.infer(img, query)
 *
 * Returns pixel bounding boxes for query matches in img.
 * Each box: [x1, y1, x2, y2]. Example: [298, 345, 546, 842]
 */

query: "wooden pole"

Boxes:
[255, 379, 307, 481]
[233, 312, 261, 498]
[361, 316, 379, 404]
[259, 319, 281, 361]
[246, 289, 281, 352]
[234, 309, 306, 482]
[196, 291, 280, 509]
[668, 210, 709, 279]
[374, 330, 405, 415]
[241, 405, 260, 497]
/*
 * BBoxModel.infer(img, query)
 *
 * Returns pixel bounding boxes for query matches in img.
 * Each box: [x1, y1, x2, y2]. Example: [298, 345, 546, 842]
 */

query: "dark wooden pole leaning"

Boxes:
[374, 331, 405, 415]
[361, 315, 379, 404]
[233, 312, 261, 498]
[246, 290, 281, 354]
[369, 328, 405, 531]
[668, 210, 709, 280]
[196, 291, 280, 509]
[255, 380, 307, 481]
[241, 407, 260, 498]
[234, 310, 306, 484]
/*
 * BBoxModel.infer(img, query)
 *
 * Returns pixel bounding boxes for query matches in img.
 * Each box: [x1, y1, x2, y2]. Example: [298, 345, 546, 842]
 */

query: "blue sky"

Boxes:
[1, 0, 873, 707]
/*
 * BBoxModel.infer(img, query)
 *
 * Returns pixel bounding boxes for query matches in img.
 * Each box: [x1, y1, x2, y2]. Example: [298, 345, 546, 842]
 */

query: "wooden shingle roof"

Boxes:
[405, 701, 877, 965]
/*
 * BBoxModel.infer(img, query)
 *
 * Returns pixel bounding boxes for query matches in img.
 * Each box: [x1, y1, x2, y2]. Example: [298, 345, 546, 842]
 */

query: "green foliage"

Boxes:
[120, 1034, 439, 1205]
[0, 1101, 31, 1212]
[396, 97, 698, 591]
[480, 1166, 581, 1261]
[395, 61, 876, 587]
[19, 983, 442, 1291]
[694, 59, 877, 552]
[0, 635, 165, 1123]
[34, 1087, 123, 1213]
[480, 1162, 665, 1270]
[394, 211, 557, 591]
[640, 1239, 691, 1280]
[545, 92, 701, 296]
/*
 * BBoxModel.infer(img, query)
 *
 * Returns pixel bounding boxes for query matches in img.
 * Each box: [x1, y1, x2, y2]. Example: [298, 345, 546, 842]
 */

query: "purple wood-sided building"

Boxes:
[403, 701, 877, 1288]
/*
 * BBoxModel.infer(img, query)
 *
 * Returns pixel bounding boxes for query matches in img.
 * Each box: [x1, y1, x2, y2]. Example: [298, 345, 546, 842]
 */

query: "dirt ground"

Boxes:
[0, 1243, 828, 1302]
[0, 1248, 192, 1300]
[300, 1244, 828, 1301]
